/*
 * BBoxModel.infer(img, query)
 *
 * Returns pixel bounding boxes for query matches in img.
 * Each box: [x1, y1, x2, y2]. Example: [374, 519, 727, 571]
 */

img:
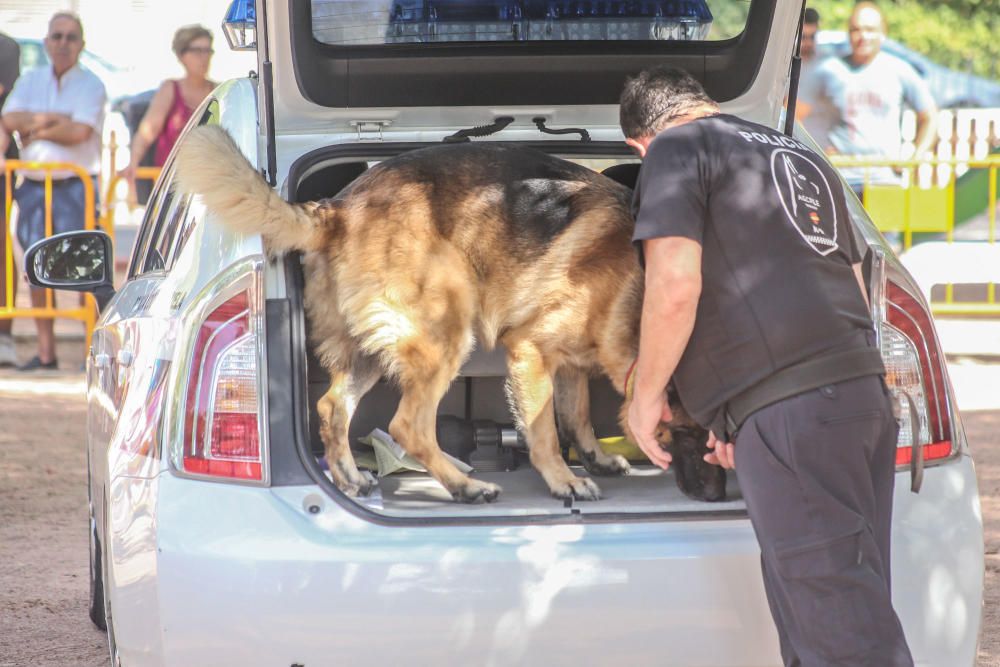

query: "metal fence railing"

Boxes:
[831, 155, 1000, 317]
[2, 153, 162, 347]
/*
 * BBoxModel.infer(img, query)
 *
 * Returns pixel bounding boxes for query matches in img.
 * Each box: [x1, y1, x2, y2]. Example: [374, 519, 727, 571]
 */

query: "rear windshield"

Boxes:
[311, 0, 751, 45]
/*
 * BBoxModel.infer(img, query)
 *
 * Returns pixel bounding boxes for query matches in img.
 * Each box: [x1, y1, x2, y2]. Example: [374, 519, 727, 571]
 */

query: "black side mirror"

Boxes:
[24, 230, 116, 311]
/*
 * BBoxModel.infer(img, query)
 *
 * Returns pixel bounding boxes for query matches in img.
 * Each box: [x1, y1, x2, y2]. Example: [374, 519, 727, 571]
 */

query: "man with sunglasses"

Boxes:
[0, 12, 106, 371]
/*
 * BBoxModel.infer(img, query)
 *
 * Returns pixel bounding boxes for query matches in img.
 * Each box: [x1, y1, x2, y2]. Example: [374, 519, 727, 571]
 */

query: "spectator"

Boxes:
[1, 12, 106, 371]
[799, 2, 937, 199]
[122, 24, 215, 193]
[0, 31, 19, 367]
[794, 7, 832, 148]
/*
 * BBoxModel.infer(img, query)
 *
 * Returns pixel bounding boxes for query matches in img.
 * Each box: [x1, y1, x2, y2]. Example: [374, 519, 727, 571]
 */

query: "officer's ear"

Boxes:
[625, 137, 652, 159]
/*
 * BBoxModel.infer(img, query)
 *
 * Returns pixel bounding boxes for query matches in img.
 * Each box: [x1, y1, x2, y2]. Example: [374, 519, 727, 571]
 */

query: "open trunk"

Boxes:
[289, 142, 747, 519]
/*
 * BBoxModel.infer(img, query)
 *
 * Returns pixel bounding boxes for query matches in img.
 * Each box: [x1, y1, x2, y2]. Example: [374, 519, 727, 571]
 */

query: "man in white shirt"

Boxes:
[1, 12, 106, 370]
[798, 2, 936, 196]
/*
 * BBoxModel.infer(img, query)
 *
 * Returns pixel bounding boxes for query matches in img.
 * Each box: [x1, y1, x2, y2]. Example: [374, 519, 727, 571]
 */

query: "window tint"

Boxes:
[128, 162, 175, 278]
[145, 192, 191, 273]
[131, 99, 221, 276]
[311, 0, 750, 45]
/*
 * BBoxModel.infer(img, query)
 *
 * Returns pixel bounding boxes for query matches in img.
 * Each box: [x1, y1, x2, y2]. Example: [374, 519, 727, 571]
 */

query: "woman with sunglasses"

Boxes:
[122, 25, 215, 190]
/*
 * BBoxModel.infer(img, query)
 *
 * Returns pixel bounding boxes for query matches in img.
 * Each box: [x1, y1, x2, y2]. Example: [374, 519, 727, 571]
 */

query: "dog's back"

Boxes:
[175, 127, 642, 356]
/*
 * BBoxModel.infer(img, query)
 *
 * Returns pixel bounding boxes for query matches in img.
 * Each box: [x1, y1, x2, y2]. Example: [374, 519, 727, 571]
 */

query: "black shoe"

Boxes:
[17, 356, 59, 371]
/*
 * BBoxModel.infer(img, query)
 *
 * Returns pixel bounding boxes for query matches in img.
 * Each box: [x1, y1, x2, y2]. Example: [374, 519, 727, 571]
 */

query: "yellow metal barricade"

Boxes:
[2, 161, 100, 346]
[831, 156, 1000, 316]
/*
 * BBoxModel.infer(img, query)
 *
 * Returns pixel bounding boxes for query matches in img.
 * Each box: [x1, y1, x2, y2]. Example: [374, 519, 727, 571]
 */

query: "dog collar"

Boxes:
[624, 359, 638, 401]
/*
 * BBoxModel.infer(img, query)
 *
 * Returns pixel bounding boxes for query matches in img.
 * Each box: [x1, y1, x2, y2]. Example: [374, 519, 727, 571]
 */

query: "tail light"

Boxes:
[881, 278, 954, 467]
[178, 264, 266, 482]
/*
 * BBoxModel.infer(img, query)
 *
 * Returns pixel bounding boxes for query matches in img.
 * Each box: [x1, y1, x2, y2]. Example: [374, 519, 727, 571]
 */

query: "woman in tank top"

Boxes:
[122, 25, 215, 193]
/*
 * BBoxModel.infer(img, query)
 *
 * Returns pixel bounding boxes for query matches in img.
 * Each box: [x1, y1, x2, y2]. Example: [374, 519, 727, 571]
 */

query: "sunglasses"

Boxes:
[183, 46, 214, 55]
[47, 32, 81, 43]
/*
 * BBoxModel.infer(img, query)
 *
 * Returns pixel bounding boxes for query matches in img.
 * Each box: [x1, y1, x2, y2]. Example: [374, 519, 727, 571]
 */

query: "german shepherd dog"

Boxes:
[174, 126, 726, 503]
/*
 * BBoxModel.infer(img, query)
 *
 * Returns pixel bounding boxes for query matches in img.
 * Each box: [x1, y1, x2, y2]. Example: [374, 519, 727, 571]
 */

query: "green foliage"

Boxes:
[807, 0, 1000, 81]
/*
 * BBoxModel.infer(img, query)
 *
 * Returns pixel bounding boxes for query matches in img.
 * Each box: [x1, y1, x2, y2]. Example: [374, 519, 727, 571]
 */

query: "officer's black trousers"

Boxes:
[734, 375, 914, 667]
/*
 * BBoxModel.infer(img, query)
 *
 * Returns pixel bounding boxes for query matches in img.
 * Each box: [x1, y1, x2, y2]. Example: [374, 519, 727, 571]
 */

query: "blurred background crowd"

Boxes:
[0, 0, 998, 370]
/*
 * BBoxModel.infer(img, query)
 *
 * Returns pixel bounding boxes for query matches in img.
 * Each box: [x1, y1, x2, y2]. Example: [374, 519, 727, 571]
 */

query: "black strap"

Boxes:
[783, 0, 807, 137]
[725, 345, 885, 436]
[443, 116, 515, 143]
[532, 117, 591, 142]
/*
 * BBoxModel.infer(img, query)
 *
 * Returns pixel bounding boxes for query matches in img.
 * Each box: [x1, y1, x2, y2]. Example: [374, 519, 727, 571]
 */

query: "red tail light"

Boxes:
[181, 290, 263, 481]
[883, 279, 954, 466]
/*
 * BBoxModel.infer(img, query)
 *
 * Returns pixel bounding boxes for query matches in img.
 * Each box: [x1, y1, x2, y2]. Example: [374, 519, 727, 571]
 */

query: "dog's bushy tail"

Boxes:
[173, 125, 323, 253]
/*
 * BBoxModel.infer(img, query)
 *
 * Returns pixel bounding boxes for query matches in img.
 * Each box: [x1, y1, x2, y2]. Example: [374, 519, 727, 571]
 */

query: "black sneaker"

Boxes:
[17, 356, 59, 372]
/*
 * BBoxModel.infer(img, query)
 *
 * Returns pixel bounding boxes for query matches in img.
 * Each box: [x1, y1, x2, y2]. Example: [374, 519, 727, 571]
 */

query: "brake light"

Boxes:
[882, 280, 953, 466]
[181, 290, 263, 480]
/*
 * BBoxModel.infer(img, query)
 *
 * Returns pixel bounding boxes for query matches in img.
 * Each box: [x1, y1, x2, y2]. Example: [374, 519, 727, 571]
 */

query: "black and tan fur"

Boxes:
[174, 126, 723, 503]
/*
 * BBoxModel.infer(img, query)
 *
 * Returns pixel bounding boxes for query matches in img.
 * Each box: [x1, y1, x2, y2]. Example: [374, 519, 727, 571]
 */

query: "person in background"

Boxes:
[0, 32, 19, 367]
[122, 25, 215, 190]
[798, 2, 937, 199]
[793, 7, 832, 148]
[1, 12, 106, 371]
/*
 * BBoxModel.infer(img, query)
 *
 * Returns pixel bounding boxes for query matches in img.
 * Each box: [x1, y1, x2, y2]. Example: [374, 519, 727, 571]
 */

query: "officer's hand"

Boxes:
[627, 391, 673, 470]
[704, 431, 736, 469]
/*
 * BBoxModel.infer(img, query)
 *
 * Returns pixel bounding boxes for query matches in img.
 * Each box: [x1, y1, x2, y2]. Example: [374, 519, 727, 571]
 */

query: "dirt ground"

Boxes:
[0, 337, 998, 667]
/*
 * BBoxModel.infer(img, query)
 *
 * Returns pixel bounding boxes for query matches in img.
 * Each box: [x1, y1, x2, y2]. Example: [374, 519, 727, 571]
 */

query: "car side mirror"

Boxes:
[24, 230, 116, 311]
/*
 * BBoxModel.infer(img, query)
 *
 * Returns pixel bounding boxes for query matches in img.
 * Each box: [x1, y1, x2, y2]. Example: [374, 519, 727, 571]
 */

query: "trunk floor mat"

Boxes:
[349, 465, 745, 518]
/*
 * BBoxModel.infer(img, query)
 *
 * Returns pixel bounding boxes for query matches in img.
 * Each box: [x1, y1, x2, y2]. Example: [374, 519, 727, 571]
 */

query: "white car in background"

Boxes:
[25, 0, 984, 665]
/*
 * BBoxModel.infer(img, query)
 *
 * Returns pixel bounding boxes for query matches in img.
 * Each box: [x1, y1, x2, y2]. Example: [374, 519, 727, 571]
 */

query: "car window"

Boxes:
[146, 192, 191, 273]
[128, 161, 176, 278]
[130, 98, 220, 277]
[311, 0, 750, 45]
[166, 99, 222, 267]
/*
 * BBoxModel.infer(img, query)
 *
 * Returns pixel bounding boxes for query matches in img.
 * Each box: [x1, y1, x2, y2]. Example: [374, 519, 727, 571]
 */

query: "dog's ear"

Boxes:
[665, 382, 699, 429]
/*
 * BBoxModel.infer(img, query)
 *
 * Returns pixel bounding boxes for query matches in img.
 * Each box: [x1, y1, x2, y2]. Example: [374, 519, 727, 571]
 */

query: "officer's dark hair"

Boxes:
[619, 66, 718, 139]
[804, 7, 820, 25]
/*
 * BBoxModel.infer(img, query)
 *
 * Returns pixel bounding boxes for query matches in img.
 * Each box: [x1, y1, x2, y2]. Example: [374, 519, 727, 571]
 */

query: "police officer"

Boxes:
[621, 67, 913, 666]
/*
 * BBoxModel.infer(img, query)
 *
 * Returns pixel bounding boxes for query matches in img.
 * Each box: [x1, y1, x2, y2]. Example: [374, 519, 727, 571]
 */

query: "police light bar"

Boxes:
[223, 0, 257, 51]
[387, 0, 713, 41]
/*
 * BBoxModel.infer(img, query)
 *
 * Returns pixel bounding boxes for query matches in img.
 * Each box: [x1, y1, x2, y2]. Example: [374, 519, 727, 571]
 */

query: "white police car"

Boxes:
[26, 0, 983, 664]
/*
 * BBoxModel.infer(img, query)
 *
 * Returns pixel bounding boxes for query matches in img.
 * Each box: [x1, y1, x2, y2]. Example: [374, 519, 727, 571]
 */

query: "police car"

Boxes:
[25, 0, 983, 664]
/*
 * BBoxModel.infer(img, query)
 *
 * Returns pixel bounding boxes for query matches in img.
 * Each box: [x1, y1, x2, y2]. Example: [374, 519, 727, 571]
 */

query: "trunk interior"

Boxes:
[291, 145, 746, 519]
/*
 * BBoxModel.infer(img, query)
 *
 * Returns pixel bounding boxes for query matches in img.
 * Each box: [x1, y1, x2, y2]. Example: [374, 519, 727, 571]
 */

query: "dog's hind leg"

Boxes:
[317, 355, 380, 497]
[389, 338, 502, 504]
[506, 339, 602, 501]
[554, 367, 631, 477]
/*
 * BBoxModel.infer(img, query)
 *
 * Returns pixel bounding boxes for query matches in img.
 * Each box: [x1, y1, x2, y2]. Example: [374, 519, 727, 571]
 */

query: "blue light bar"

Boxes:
[385, 0, 713, 41]
[223, 0, 257, 51]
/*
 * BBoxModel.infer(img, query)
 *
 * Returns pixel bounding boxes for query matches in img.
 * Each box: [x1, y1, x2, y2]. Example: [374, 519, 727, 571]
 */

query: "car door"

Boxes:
[88, 99, 219, 527]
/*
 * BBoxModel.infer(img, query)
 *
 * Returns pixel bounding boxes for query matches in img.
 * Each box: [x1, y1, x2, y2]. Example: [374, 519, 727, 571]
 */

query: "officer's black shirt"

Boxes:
[632, 113, 877, 430]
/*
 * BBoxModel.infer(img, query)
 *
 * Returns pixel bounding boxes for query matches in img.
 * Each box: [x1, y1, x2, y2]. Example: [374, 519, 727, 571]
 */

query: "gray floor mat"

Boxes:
[349, 464, 745, 518]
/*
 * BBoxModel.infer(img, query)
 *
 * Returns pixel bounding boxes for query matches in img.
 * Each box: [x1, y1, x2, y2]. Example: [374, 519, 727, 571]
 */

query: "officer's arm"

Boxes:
[635, 236, 702, 397]
[628, 236, 702, 466]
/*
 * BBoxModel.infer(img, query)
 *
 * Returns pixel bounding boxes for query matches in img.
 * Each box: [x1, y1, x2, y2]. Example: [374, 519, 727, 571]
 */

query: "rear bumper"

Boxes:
[106, 456, 983, 667]
[112, 473, 780, 667]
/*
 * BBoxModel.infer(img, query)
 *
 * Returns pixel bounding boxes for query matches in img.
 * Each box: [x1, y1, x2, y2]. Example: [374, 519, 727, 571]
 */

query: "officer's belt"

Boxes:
[721, 345, 885, 439]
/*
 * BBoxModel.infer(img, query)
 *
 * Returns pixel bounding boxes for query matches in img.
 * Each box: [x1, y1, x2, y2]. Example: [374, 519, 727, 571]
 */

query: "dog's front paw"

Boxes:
[335, 463, 377, 497]
[550, 476, 602, 501]
[452, 479, 502, 504]
[580, 451, 631, 477]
